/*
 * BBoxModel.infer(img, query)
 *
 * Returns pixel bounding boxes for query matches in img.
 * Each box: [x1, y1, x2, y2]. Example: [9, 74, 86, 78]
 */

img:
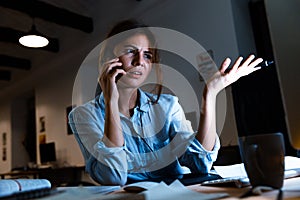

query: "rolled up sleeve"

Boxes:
[68, 104, 128, 185]
[180, 135, 220, 174]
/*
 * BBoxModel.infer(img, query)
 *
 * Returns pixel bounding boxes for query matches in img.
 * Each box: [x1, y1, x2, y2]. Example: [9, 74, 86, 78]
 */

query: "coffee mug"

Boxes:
[239, 132, 285, 189]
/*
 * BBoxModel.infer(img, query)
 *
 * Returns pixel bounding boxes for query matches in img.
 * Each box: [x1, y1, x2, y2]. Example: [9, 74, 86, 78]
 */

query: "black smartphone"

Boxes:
[115, 65, 123, 83]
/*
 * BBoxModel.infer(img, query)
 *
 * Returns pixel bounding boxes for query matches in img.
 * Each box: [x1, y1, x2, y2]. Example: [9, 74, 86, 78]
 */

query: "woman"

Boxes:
[69, 19, 263, 185]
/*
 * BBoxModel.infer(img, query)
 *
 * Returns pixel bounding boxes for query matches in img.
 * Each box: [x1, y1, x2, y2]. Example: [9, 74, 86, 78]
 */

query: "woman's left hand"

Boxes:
[206, 54, 263, 95]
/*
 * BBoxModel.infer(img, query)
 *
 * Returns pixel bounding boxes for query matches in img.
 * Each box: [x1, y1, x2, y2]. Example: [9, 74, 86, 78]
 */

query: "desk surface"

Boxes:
[190, 177, 300, 199]
[54, 177, 300, 200]
[112, 177, 300, 199]
[3, 175, 298, 199]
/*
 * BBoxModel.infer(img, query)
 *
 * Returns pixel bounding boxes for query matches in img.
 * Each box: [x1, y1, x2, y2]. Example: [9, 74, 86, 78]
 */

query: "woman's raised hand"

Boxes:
[206, 54, 263, 95]
[98, 58, 126, 103]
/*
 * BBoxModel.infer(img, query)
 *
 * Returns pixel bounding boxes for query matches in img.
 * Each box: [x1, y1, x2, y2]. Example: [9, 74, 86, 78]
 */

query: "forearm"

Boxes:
[69, 99, 128, 185]
[196, 87, 217, 151]
[103, 101, 124, 147]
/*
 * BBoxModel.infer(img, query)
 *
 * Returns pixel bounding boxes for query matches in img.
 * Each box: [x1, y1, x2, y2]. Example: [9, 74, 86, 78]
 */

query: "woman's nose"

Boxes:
[132, 51, 145, 67]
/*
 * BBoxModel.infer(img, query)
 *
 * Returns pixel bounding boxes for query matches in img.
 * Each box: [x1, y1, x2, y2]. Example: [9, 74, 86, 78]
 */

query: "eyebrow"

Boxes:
[123, 45, 153, 55]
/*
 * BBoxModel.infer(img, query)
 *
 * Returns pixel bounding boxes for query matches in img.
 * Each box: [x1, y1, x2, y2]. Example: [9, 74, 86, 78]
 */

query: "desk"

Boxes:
[47, 177, 300, 199]
[190, 177, 300, 199]
[113, 177, 300, 199]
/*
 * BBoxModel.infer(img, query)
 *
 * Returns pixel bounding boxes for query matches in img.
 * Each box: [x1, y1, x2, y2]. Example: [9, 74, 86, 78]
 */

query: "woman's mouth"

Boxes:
[128, 71, 142, 75]
[126, 71, 143, 78]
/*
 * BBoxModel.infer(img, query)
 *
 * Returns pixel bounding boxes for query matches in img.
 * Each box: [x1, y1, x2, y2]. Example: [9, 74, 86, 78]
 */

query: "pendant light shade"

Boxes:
[19, 24, 49, 48]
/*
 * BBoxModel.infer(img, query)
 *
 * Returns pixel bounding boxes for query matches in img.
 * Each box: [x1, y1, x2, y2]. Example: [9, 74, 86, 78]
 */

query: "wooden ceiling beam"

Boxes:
[0, 55, 31, 70]
[0, 0, 93, 33]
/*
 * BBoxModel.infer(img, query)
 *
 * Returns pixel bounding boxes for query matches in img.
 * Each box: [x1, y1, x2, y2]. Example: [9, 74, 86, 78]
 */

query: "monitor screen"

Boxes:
[265, 0, 300, 150]
[39, 142, 56, 164]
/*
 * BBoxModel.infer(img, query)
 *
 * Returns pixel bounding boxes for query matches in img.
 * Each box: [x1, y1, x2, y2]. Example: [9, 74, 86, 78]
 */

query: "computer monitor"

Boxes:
[39, 142, 57, 164]
[264, 0, 300, 150]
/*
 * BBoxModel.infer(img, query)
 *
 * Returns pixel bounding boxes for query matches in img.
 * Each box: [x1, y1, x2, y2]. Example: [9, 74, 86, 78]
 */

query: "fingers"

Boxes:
[239, 55, 263, 75]
[222, 57, 243, 74]
[220, 58, 231, 73]
[224, 55, 263, 74]
[242, 54, 263, 68]
[111, 68, 126, 82]
[99, 58, 117, 73]
[99, 58, 125, 83]
[103, 58, 123, 75]
[242, 54, 255, 67]
[249, 57, 264, 68]
[231, 56, 244, 71]
[235, 55, 263, 77]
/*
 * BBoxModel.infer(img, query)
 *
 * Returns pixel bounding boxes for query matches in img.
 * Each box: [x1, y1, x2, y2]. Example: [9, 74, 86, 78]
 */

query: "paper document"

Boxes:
[214, 163, 248, 178]
[285, 156, 300, 170]
[142, 180, 228, 200]
[123, 181, 160, 192]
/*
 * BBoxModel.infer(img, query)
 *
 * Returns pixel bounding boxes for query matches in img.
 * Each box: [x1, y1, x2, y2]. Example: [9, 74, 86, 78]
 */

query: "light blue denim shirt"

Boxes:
[69, 89, 220, 185]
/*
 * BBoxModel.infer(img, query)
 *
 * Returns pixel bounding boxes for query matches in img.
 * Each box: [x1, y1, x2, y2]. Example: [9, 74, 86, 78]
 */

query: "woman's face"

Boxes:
[113, 34, 153, 89]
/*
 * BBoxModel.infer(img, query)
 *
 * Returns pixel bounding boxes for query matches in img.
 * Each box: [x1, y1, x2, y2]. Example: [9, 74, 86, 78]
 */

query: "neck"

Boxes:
[118, 88, 138, 117]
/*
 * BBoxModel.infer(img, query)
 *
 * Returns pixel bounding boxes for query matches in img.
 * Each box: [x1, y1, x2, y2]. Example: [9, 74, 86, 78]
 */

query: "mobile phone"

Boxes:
[115, 66, 123, 83]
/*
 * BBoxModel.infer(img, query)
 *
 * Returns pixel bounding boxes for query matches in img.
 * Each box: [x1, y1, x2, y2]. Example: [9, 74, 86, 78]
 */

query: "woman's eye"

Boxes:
[124, 49, 136, 54]
[144, 53, 153, 60]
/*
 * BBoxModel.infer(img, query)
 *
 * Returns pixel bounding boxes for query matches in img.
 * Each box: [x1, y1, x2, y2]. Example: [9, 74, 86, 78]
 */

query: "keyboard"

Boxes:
[127, 173, 223, 186]
[201, 177, 250, 188]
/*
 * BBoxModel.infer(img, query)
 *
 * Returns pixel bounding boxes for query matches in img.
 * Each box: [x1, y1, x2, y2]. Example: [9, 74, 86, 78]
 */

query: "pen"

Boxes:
[257, 60, 274, 68]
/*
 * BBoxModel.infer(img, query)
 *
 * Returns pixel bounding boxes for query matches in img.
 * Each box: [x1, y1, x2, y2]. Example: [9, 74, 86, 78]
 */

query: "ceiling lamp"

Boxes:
[19, 24, 49, 48]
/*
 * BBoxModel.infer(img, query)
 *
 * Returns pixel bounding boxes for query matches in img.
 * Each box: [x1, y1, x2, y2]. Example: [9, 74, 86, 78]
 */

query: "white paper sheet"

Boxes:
[285, 156, 300, 170]
[213, 163, 248, 178]
[142, 180, 228, 200]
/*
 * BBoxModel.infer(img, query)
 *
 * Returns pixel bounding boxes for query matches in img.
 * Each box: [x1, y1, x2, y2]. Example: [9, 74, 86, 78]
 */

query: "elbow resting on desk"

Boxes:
[87, 158, 127, 186]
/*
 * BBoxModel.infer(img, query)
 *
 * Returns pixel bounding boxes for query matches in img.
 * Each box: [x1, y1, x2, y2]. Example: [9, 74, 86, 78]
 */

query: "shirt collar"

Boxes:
[98, 89, 155, 113]
[138, 89, 154, 113]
